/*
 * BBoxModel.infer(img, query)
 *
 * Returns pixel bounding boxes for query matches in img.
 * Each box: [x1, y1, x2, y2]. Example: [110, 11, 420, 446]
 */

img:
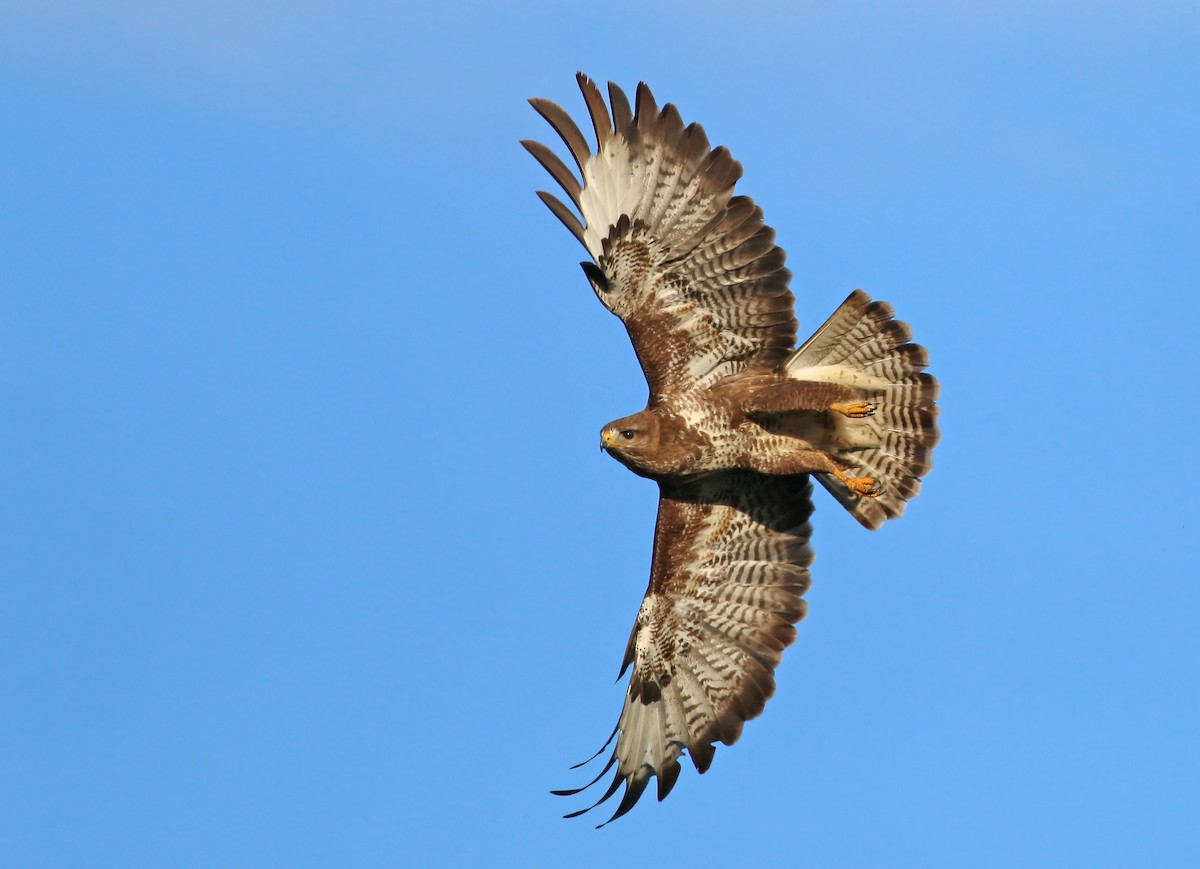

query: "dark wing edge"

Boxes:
[554, 472, 815, 826]
[523, 73, 799, 387]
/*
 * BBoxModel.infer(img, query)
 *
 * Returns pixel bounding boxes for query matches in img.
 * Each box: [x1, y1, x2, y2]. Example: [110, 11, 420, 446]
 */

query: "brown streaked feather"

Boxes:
[520, 139, 581, 208]
[534, 190, 586, 252]
[526, 75, 797, 397]
[577, 74, 612, 147]
[680, 122, 711, 168]
[607, 81, 633, 132]
[736, 377, 857, 414]
[557, 472, 814, 825]
[528, 96, 590, 176]
[634, 82, 659, 134]
[656, 102, 687, 153]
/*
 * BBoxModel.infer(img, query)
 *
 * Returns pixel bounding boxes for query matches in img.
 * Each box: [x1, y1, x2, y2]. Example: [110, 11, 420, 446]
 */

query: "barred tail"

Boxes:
[787, 290, 940, 530]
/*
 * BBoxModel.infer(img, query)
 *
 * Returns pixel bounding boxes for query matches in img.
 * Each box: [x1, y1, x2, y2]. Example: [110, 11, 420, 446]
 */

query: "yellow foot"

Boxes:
[834, 470, 880, 497]
[831, 401, 876, 419]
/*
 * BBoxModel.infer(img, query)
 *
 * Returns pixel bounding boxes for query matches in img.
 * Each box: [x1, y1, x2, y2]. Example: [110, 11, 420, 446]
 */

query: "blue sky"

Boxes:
[3, 2, 1198, 866]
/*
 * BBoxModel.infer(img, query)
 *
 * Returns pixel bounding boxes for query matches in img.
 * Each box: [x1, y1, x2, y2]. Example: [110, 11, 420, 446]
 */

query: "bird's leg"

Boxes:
[830, 400, 876, 419]
[833, 469, 880, 497]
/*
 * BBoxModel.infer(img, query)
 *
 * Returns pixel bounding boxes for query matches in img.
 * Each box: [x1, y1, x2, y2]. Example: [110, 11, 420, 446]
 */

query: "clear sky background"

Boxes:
[3, 2, 1198, 866]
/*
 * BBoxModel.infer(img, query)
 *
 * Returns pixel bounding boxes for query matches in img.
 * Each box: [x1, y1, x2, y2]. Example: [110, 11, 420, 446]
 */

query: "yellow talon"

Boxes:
[831, 401, 876, 419]
[835, 470, 880, 497]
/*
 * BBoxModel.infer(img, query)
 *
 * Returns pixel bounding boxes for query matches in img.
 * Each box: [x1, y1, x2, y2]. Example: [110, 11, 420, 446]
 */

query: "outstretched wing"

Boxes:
[524, 74, 797, 399]
[555, 472, 814, 825]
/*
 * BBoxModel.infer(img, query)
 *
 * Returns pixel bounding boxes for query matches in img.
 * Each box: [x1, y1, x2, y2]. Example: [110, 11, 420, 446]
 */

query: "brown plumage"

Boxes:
[526, 74, 940, 826]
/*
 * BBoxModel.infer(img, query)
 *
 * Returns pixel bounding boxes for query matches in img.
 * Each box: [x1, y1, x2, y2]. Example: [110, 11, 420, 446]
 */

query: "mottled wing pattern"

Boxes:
[555, 472, 814, 825]
[523, 74, 797, 398]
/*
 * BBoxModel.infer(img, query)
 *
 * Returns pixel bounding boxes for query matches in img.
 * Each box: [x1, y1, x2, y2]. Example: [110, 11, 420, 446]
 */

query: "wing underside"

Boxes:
[524, 74, 798, 395]
[554, 472, 815, 825]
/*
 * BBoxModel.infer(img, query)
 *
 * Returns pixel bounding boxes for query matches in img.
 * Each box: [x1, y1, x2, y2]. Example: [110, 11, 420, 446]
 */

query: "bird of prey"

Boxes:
[523, 73, 939, 826]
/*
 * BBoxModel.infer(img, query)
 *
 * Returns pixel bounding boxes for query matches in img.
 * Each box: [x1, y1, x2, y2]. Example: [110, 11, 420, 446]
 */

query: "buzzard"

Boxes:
[524, 74, 939, 826]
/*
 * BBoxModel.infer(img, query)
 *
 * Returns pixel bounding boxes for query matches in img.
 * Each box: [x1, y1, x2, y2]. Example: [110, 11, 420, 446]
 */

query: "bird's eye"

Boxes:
[620, 429, 635, 440]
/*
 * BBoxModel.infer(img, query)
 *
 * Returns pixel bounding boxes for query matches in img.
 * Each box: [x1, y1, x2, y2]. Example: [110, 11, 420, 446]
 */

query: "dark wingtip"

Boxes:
[595, 768, 651, 828]
[563, 770, 626, 820]
[554, 750, 619, 797]
[580, 261, 608, 292]
[569, 723, 619, 770]
[656, 760, 682, 802]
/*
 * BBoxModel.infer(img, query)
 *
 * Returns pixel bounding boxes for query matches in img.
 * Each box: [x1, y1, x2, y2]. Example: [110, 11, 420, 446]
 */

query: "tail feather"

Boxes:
[788, 290, 939, 530]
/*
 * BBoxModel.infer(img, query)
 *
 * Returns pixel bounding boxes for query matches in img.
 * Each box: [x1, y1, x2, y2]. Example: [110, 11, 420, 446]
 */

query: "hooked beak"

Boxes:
[600, 429, 616, 451]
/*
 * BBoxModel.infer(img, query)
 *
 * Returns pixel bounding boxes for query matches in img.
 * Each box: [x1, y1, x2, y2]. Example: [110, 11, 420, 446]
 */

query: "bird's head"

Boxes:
[600, 411, 660, 474]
